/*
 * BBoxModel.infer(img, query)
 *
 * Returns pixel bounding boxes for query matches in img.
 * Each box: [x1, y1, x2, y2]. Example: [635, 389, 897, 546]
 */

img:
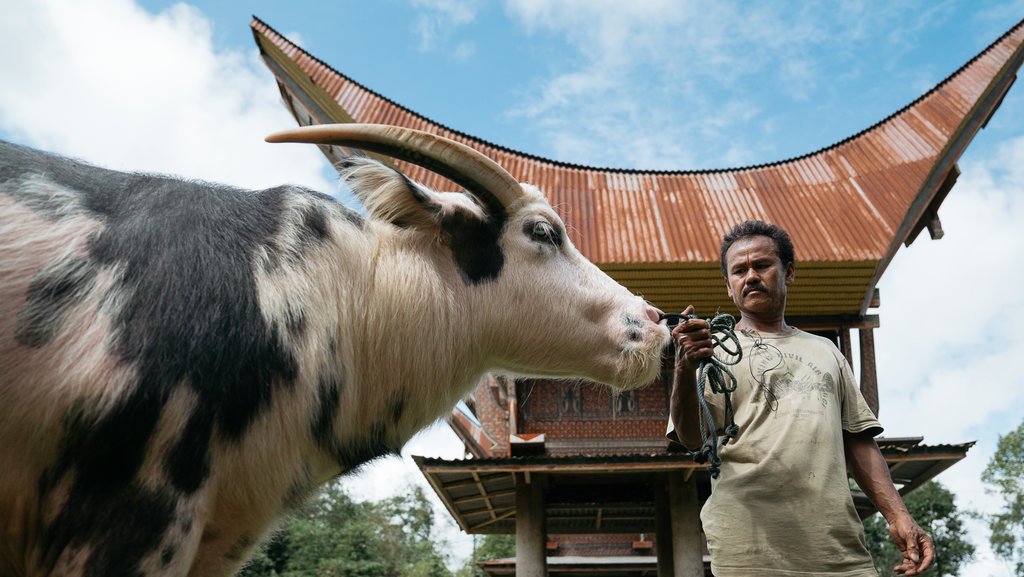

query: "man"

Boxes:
[668, 220, 933, 577]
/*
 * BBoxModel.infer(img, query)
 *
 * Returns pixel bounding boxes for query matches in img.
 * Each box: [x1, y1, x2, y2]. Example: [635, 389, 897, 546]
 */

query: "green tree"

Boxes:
[238, 482, 452, 577]
[862, 481, 974, 576]
[377, 486, 451, 577]
[982, 418, 1024, 576]
[456, 535, 515, 577]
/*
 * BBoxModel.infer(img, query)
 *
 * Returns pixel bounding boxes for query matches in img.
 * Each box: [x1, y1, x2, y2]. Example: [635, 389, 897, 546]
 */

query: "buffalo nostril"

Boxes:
[644, 305, 662, 323]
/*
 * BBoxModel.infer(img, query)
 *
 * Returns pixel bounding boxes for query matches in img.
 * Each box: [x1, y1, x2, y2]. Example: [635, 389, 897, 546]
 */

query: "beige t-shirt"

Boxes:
[668, 328, 882, 577]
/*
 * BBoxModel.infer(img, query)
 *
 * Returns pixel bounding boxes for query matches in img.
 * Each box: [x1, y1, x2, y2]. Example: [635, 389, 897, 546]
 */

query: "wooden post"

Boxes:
[654, 474, 675, 577]
[838, 327, 853, 367]
[859, 328, 879, 417]
[515, 472, 547, 577]
[669, 473, 703, 577]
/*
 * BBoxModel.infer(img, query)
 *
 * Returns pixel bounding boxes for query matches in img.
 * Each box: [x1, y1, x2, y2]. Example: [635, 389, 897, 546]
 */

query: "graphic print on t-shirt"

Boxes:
[746, 341, 833, 409]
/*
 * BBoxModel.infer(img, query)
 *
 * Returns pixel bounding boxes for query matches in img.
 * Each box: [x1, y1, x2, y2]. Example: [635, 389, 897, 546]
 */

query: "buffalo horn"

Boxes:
[266, 123, 523, 211]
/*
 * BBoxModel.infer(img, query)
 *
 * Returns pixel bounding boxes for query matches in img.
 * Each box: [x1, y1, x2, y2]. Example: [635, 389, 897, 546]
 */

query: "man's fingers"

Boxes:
[916, 533, 935, 572]
[905, 534, 920, 563]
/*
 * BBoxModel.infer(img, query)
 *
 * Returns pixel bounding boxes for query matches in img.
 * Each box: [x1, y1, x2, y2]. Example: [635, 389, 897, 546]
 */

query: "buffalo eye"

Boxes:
[526, 220, 562, 247]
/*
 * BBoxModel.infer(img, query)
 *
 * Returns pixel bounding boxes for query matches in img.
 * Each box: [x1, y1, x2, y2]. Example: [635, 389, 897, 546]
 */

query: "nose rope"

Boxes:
[661, 312, 742, 478]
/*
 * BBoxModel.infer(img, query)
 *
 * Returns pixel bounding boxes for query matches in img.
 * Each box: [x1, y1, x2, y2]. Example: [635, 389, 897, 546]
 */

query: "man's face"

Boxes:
[723, 235, 794, 317]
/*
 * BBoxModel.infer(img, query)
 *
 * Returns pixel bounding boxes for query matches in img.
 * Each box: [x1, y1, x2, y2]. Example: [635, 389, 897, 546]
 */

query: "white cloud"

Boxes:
[873, 134, 1024, 576]
[499, 1, 1007, 169]
[501, 1, 829, 167]
[0, 0, 334, 194]
[412, 0, 481, 55]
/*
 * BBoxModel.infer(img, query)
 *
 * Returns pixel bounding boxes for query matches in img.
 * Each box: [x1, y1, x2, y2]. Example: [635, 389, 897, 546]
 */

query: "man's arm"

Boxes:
[669, 306, 713, 451]
[844, 431, 934, 576]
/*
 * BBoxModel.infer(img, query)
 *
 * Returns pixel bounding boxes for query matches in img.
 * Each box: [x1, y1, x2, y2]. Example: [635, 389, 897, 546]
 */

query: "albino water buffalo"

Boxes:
[0, 124, 670, 577]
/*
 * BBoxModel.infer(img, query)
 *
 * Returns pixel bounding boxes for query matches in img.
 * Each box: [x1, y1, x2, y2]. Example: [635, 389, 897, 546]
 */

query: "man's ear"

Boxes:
[784, 261, 795, 285]
[724, 275, 736, 299]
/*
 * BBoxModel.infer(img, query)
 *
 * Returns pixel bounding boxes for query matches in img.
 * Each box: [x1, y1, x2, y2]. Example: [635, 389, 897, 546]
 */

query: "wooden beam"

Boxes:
[438, 473, 508, 491]
[839, 328, 853, 367]
[472, 472, 496, 520]
[452, 488, 517, 506]
[788, 314, 880, 330]
[859, 328, 879, 417]
[468, 508, 516, 531]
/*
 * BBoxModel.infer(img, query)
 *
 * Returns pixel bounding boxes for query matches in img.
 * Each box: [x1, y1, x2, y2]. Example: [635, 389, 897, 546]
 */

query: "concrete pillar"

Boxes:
[654, 475, 675, 577]
[515, 473, 547, 577]
[668, 473, 703, 577]
[858, 328, 879, 417]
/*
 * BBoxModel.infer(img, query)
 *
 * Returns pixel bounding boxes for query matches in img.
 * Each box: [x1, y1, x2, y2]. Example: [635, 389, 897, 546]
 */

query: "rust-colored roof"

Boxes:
[251, 17, 1024, 318]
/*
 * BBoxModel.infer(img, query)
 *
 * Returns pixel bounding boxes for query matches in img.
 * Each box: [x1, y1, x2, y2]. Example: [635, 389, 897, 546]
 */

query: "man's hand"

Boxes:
[888, 513, 934, 575]
[844, 432, 934, 576]
[668, 305, 715, 449]
[671, 305, 714, 366]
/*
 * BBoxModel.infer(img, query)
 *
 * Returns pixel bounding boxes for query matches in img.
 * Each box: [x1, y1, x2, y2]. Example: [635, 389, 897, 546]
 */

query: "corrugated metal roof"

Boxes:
[251, 17, 1024, 317]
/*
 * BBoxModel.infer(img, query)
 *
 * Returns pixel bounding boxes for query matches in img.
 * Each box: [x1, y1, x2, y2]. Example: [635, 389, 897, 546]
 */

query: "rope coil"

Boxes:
[663, 312, 743, 478]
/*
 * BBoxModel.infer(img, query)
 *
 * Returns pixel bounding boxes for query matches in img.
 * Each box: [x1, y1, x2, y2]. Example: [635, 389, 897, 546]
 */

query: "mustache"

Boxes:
[743, 283, 768, 296]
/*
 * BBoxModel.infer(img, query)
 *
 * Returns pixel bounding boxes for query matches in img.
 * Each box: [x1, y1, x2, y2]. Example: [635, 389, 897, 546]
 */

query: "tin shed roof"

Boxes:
[251, 17, 1024, 318]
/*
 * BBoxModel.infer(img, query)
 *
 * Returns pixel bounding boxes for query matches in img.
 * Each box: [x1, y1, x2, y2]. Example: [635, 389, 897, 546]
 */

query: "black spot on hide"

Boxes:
[72, 176, 303, 495]
[286, 306, 308, 339]
[38, 480, 176, 577]
[160, 545, 177, 567]
[179, 514, 194, 534]
[283, 463, 315, 511]
[389, 397, 406, 425]
[300, 204, 330, 242]
[225, 533, 256, 561]
[312, 373, 342, 449]
[164, 403, 216, 494]
[15, 256, 97, 347]
[327, 418, 400, 473]
[441, 210, 505, 284]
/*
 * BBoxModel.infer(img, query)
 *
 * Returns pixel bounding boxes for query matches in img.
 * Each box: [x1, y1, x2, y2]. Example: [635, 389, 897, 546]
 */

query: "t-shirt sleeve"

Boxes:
[666, 417, 680, 444]
[836, 349, 883, 436]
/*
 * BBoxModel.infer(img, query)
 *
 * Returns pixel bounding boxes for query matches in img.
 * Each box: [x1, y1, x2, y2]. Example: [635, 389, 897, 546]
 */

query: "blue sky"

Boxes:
[2, 1, 1024, 574]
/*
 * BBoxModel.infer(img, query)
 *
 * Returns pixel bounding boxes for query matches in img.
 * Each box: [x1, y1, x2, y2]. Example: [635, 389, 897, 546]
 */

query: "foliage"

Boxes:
[982, 418, 1024, 576]
[455, 535, 515, 577]
[862, 481, 973, 576]
[239, 482, 451, 577]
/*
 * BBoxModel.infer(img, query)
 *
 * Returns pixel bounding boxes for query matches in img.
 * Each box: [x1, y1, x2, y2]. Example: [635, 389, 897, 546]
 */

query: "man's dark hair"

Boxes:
[719, 220, 795, 277]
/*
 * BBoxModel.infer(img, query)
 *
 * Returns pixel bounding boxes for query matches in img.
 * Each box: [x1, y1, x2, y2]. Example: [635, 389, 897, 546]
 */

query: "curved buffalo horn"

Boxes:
[265, 123, 524, 211]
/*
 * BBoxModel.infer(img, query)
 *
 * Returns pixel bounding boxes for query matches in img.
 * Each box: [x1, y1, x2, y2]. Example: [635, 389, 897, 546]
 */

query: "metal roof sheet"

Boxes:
[251, 17, 1024, 317]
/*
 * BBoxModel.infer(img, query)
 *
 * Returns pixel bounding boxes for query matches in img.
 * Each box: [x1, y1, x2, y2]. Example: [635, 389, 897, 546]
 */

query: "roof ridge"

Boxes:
[250, 15, 1024, 176]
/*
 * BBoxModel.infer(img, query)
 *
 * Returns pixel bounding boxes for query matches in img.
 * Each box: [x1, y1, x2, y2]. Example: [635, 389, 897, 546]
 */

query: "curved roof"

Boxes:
[251, 17, 1024, 319]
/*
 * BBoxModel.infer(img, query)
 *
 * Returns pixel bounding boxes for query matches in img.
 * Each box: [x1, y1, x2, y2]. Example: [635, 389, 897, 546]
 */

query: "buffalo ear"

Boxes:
[341, 156, 495, 231]
[340, 157, 443, 229]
